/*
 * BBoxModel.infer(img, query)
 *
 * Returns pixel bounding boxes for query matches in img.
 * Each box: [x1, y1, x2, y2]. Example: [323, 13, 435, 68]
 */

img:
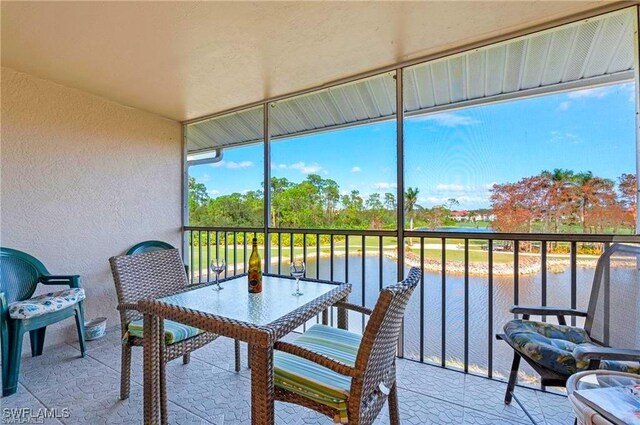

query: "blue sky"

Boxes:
[189, 82, 636, 210]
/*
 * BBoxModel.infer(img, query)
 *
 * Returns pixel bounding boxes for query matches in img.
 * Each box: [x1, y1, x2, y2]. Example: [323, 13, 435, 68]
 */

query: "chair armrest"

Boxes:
[334, 301, 372, 316]
[274, 341, 357, 377]
[510, 305, 588, 317]
[0, 292, 7, 318]
[40, 274, 81, 288]
[117, 303, 139, 312]
[574, 346, 640, 362]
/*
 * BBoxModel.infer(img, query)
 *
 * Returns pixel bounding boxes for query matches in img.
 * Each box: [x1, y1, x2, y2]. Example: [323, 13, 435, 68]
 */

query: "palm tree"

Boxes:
[540, 168, 574, 233]
[573, 171, 615, 232]
[404, 187, 420, 231]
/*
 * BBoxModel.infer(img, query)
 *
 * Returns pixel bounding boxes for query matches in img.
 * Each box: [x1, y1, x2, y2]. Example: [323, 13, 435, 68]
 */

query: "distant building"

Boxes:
[451, 210, 496, 222]
[451, 210, 469, 221]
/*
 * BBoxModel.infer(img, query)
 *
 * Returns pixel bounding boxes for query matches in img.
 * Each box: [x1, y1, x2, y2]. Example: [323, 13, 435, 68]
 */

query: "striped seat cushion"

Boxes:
[274, 324, 362, 424]
[128, 319, 203, 345]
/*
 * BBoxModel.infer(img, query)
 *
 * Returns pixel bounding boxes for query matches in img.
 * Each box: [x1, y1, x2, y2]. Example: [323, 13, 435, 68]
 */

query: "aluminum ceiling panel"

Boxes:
[186, 9, 636, 154]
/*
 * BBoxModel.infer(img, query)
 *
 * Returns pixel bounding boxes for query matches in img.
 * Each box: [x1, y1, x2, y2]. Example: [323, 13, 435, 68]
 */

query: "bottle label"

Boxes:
[249, 270, 260, 288]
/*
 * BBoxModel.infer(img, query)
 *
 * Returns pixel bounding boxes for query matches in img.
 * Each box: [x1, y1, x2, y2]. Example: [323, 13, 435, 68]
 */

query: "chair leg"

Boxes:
[388, 382, 400, 425]
[29, 327, 46, 357]
[182, 353, 190, 364]
[234, 339, 240, 372]
[505, 352, 522, 405]
[120, 344, 132, 400]
[74, 303, 86, 357]
[158, 316, 168, 425]
[3, 322, 25, 396]
[160, 347, 168, 425]
[1, 324, 9, 396]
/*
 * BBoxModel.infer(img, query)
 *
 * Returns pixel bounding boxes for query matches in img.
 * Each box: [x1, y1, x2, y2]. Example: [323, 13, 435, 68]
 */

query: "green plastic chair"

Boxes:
[126, 240, 176, 255]
[0, 247, 86, 396]
[126, 240, 189, 275]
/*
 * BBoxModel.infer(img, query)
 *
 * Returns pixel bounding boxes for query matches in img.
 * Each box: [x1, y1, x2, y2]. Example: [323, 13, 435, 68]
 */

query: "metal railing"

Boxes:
[184, 225, 639, 385]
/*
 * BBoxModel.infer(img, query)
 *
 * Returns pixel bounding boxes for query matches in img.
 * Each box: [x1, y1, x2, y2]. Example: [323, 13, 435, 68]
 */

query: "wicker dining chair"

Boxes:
[273, 267, 421, 425]
[126, 240, 190, 288]
[109, 249, 240, 415]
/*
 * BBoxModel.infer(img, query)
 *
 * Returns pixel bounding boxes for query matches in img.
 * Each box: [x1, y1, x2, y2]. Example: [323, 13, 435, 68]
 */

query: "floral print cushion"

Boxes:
[504, 320, 640, 376]
[9, 288, 85, 320]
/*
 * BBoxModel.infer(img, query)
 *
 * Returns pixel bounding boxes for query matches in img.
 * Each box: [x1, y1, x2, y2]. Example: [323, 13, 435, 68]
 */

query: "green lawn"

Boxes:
[187, 240, 523, 271]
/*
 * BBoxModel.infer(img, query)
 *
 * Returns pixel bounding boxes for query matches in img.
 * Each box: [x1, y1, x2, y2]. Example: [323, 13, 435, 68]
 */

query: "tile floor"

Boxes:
[1, 330, 575, 424]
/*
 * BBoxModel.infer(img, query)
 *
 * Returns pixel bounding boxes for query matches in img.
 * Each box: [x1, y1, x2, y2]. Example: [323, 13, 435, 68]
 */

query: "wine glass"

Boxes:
[210, 259, 226, 291]
[290, 260, 305, 296]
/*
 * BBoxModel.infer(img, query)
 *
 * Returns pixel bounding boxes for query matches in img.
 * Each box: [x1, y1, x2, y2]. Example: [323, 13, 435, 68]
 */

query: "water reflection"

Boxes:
[224, 250, 637, 385]
[301, 254, 603, 383]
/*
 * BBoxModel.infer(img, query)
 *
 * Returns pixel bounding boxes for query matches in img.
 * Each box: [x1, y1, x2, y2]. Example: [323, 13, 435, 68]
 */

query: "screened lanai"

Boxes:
[183, 4, 640, 387]
[3, 2, 640, 425]
[185, 8, 637, 156]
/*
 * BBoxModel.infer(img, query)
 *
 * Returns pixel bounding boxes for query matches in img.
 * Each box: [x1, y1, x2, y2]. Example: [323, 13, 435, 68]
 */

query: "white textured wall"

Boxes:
[1, 67, 183, 347]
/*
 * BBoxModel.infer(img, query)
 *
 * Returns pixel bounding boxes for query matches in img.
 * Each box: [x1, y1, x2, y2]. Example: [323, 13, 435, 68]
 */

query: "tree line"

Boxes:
[490, 170, 636, 234]
[189, 174, 403, 229]
[189, 170, 637, 234]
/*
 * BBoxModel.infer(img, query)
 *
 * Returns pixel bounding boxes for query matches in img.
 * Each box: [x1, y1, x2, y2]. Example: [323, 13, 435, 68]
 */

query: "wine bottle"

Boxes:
[248, 237, 262, 293]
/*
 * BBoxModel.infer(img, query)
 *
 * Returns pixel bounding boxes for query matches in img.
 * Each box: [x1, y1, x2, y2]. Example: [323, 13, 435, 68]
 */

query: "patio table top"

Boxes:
[159, 275, 346, 327]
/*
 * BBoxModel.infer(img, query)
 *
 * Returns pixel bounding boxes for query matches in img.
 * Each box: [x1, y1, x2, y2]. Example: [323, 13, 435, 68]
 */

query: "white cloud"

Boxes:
[558, 101, 571, 111]
[422, 196, 449, 204]
[548, 131, 582, 145]
[621, 83, 636, 103]
[199, 173, 211, 182]
[415, 112, 480, 127]
[272, 161, 325, 174]
[421, 194, 488, 206]
[435, 183, 466, 192]
[211, 160, 254, 169]
[567, 86, 615, 100]
[456, 195, 489, 204]
[351, 166, 362, 173]
[207, 189, 220, 196]
[420, 181, 497, 208]
[373, 182, 397, 190]
[290, 162, 323, 174]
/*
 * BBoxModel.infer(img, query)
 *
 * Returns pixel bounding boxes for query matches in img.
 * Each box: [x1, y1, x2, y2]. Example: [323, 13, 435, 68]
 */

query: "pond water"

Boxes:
[290, 254, 638, 383]
[416, 226, 495, 233]
[219, 251, 637, 383]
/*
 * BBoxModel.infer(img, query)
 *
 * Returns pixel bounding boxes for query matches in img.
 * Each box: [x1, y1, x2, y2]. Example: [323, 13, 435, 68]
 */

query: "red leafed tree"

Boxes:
[491, 170, 636, 234]
[490, 176, 547, 232]
[618, 173, 637, 233]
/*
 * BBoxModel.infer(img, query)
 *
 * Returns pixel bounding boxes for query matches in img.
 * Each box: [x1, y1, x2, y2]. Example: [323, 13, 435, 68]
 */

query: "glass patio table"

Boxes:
[137, 274, 352, 425]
